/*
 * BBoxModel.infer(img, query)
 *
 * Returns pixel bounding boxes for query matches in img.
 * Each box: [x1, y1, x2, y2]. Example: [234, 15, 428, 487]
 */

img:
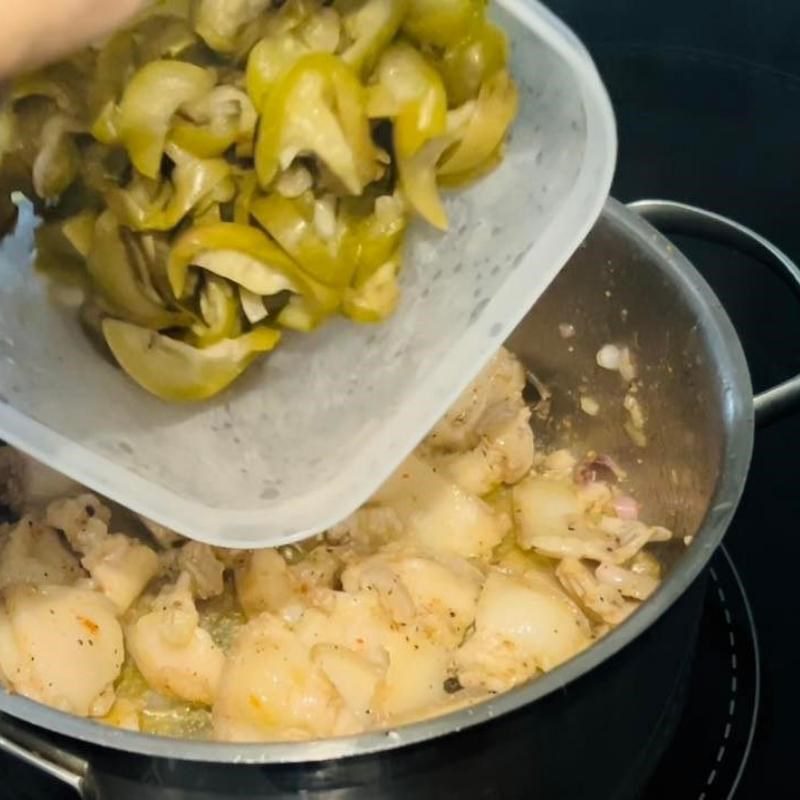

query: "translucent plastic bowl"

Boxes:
[0, 0, 617, 547]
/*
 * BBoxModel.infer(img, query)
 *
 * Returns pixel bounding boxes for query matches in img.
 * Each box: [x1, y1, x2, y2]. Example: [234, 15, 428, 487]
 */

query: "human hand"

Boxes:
[0, 0, 147, 77]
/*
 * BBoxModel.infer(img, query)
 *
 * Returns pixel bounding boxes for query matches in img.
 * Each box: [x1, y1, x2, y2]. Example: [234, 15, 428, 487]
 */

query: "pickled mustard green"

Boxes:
[0, 0, 518, 402]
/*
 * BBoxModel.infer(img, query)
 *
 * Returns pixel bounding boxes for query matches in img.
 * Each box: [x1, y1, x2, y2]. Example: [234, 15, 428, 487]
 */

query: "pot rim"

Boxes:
[0, 198, 755, 764]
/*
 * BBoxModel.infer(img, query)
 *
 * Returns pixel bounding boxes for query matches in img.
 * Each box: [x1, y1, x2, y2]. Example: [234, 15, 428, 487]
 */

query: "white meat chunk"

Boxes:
[295, 590, 450, 721]
[0, 517, 83, 590]
[235, 546, 341, 620]
[513, 476, 585, 549]
[374, 455, 509, 560]
[433, 403, 535, 496]
[126, 573, 225, 706]
[426, 348, 527, 452]
[47, 495, 159, 613]
[213, 613, 345, 742]
[235, 549, 297, 619]
[0, 584, 123, 716]
[177, 541, 225, 600]
[455, 570, 592, 693]
[556, 559, 638, 625]
[341, 548, 483, 648]
[325, 506, 404, 549]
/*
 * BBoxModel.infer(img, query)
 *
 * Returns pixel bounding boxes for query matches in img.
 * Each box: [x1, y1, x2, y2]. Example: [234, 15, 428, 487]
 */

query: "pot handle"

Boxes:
[629, 199, 800, 427]
[0, 714, 91, 797]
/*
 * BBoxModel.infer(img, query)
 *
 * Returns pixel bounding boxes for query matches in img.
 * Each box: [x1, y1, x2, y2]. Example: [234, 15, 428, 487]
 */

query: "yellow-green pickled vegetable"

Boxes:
[438, 21, 509, 106]
[250, 193, 354, 288]
[171, 88, 257, 159]
[191, 0, 272, 54]
[168, 222, 301, 297]
[255, 53, 382, 194]
[88, 211, 191, 329]
[342, 253, 401, 323]
[339, 0, 408, 76]
[191, 275, 243, 345]
[118, 61, 217, 179]
[107, 145, 232, 231]
[103, 319, 281, 402]
[403, 0, 485, 48]
[369, 43, 449, 228]
[438, 70, 518, 180]
[0, 0, 518, 403]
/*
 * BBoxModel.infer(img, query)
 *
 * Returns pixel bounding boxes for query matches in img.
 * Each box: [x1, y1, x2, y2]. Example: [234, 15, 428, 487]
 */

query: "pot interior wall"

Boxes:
[507, 203, 743, 572]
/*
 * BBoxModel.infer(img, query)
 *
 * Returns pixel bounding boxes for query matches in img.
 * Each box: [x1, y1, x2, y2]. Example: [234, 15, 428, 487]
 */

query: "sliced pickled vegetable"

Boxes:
[233, 172, 259, 225]
[10, 63, 87, 118]
[32, 116, 82, 201]
[107, 145, 232, 231]
[192, 0, 272, 54]
[438, 70, 518, 179]
[33, 223, 89, 289]
[192, 275, 243, 345]
[171, 88, 257, 159]
[403, 0, 484, 48]
[340, 0, 408, 76]
[0, 0, 518, 404]
[369, 44, 450, 228]
[277, 295, 324, 332]
[88, 212, 191, 329]
[438, 21, 508, 106]
[88, 32, 137, 143]
[341, 193, 407, 286]
[118, 61, 216, 179]
[61, 212, 98, 258]
[342, 254, 401, 323]
[135, 15, 198, 64]
[239, 287, 269, 324]
[255, 53, 381, 195]
[194, 251, 299, 296]
[246, 34, 309, 109]
[250, 193, 353, 288]
[168, 222, 301, 298]
[103, 319, 281, 403]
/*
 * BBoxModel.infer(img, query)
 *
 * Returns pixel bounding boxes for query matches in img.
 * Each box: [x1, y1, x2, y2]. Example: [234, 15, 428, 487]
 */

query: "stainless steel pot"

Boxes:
[0, 198, 798, 799]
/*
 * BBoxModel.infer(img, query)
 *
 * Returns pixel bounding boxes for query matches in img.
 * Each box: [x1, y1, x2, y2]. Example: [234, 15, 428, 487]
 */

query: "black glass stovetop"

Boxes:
[553, 1, 800, 796]
[2, 2, 799, 798]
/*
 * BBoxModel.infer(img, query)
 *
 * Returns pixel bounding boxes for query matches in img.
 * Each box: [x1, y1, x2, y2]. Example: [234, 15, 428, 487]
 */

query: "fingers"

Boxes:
[0, 0, 147, 77]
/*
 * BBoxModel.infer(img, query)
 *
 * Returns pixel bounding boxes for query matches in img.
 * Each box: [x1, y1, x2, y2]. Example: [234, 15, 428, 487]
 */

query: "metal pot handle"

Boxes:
[0, 715, 91, 797]
[629, 199, 800, 427]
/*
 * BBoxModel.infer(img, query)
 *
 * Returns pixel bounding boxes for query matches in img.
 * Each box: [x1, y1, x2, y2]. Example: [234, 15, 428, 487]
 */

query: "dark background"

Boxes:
[546, 1, 800, 796]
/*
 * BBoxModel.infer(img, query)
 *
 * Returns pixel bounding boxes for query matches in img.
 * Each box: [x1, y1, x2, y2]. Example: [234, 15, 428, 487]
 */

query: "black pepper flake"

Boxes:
[443, 677, 463, 694]
[85, 505, 96, 518]
[448, 611, 456, 619]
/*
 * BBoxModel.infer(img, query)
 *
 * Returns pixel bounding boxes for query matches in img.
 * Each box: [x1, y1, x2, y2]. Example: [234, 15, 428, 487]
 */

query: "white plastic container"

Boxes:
[0, 0, 616, 547]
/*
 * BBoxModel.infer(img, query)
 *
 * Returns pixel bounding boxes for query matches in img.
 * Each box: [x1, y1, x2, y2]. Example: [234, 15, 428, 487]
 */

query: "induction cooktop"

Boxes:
[558, 2, 800, 796]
